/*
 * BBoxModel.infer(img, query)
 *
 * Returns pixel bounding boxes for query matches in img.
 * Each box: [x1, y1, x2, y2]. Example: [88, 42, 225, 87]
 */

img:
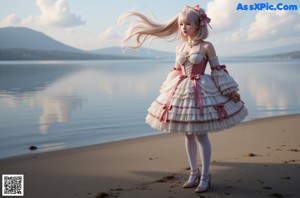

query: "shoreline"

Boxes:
[0, 114, 298, 161]
[1, 114, 300, 198]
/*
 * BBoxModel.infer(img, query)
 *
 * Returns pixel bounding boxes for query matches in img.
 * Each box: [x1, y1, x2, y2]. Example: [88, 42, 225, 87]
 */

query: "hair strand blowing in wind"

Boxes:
[118, 11, 179, 49]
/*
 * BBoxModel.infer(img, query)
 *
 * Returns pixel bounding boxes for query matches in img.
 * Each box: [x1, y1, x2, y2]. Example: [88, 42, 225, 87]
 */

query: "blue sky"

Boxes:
[0, 0, 299, 56]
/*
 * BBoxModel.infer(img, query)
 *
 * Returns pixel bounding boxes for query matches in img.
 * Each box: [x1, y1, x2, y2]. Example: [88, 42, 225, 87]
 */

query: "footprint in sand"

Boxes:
[284, 160, 296, 163]
[287, 149, 298, 152]
[263, 186, 272, 190]
[280, 176, 290, 180]
[155, 175, 176, 183]
[248, 153, 257, 157]
[257, 179, 264, 184]
[268, 193, 284, 198]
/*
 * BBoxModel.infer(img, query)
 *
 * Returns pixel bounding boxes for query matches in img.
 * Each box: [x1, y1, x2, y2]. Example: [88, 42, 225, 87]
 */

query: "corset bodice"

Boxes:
[176, 51, 207, 75]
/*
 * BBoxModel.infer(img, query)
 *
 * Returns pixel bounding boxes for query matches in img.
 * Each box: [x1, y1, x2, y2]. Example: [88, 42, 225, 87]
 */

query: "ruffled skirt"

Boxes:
[145, 70, 248, 134]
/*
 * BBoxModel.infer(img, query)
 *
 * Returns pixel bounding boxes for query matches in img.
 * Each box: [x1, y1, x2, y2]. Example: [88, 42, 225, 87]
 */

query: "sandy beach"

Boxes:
[1, 114, 299, 198]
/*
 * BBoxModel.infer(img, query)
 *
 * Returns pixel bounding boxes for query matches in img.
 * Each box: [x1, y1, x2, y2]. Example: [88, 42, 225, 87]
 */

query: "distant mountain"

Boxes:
[0, 27, 82, 52]
[237, 43, 300, 57]
[0, 27, 175, 60]
[261, 50, 300, 59]
[91, 47, 175, 59]
[0, 48, 143, 61]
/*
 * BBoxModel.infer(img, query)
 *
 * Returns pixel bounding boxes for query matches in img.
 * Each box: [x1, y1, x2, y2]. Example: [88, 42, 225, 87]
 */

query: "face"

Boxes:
[179, 17, 198, 38]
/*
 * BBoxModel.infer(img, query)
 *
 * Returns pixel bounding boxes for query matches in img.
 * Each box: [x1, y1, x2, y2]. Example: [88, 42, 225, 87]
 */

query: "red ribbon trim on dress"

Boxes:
[171, 66, 182, 72]
[159, 72, 206, 123]
[214, 103, 228, 121]
[190, 74, 204, 114]
[159, 74, 187, 123]
[211, 65, 229, 74]
[150, 103, 245, 124]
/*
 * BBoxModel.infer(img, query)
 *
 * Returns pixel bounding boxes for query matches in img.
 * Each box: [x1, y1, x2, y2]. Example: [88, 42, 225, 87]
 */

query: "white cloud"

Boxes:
[97, 27, 122, 41]
[65, 27, 77, 34]
[206, 0, 254, 32]
[34, 0, 85, 27]
[227, 10, 300, 42]
[0, 0, 85, 28]
[77, 27, 122, 50]
[0, 14, 22, 27]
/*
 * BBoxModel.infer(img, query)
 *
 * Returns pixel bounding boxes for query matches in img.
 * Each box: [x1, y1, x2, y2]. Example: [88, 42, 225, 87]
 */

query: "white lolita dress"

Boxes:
[145, 43, 248, 134]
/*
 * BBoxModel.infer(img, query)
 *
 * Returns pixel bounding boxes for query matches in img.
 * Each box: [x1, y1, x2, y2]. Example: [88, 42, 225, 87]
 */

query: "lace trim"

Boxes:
[149, 104, 245, 124]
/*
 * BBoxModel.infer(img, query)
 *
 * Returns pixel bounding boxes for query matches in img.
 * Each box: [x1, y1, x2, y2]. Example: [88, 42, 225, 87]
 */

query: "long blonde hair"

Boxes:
[119, 7, 209, 49]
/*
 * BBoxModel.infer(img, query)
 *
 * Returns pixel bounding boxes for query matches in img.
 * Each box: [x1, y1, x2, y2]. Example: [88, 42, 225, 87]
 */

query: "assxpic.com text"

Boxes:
[236, 2, 298, 11]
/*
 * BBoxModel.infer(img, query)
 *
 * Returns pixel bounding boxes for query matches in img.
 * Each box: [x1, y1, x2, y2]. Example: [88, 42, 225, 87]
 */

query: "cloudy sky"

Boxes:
[0, 0, 299, 56]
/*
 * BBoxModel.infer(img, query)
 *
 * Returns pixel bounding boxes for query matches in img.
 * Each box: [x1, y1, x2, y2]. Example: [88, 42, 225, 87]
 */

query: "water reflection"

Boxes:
[38, 95, 84, 134]
[1, 60, 300, 131]
[0, 60, 300, 158]
[0, 61, 168, 136]
[0, 93, 20, 109]
[229, 60, 300, 119]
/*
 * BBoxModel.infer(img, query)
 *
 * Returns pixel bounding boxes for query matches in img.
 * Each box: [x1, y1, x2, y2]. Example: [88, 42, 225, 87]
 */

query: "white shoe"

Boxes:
[195, 173, 211, 193]
[182, 168, 201, 188]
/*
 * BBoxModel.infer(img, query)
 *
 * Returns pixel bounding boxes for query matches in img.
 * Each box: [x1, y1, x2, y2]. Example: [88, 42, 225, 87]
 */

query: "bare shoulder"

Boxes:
[202, 41, 215, 51]
[202, 41, 216, 58]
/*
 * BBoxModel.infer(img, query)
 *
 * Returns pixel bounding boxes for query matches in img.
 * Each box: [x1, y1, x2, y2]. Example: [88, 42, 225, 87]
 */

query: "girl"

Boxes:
[119, 5, 248, 193]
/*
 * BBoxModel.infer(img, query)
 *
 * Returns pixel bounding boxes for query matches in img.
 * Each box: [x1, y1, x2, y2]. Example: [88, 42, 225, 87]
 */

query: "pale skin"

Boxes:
[177, 18, 241, 102]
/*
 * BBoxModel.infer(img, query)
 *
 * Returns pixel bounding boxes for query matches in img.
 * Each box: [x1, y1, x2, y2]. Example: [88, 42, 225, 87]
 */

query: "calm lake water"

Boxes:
[0, 58, 300, 158]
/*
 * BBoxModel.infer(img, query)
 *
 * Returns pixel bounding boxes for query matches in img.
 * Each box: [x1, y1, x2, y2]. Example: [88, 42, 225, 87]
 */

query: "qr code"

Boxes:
[2, 174, 24, 196]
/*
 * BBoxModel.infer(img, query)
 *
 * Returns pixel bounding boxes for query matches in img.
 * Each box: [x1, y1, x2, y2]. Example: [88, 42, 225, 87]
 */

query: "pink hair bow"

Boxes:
[200, 14, 212, 29]
[184, 5, 200, 12]
[184, 5, 212, 29]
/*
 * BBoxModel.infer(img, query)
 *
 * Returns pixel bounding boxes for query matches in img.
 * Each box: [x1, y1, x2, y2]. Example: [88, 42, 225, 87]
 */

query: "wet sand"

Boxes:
[0, 114, 299, 198]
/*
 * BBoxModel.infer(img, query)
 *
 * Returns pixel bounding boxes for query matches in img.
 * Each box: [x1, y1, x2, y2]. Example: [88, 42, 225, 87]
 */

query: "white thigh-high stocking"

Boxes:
[185, 134, 198, 171]
[184, 134, 199, 183]
[195, 133, 212, 192]
[196, 134, 211, 177]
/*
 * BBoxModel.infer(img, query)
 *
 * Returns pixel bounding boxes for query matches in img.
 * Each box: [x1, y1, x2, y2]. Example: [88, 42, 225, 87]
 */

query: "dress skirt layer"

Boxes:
[145, 60, 248, 134]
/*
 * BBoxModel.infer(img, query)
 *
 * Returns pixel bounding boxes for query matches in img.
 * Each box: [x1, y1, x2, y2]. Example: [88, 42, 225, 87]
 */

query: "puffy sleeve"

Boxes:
[209, 56, 239, 95]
